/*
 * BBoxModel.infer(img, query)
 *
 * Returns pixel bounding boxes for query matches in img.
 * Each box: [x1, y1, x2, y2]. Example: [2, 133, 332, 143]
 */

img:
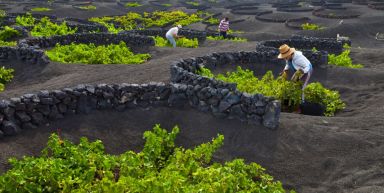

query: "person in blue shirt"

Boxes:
[278, 44, 313, 102]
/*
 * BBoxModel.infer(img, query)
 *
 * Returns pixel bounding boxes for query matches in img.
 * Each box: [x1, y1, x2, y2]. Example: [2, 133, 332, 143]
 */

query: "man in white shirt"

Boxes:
[278, 44, 313, 101]
[166, 24, 182, 48]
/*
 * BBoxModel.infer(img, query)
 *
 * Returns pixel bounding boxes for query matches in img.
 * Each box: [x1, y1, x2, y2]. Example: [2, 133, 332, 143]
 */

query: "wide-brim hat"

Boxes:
[177, 24, 182, 28]
[278, 44, 295, 59]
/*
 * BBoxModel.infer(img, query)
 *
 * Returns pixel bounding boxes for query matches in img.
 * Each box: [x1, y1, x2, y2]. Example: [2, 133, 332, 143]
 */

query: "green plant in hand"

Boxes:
[198, 67, 345, 116]
[31, 17, 77, 37]
[0, 125, 288, 192]
[45, 41, 151, 64]
[328, 43, 363, 68]
[15, 12, 36, 26]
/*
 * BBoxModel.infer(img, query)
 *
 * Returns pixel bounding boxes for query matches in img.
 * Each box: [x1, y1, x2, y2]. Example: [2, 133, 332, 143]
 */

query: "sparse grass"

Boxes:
[186, 1, 200, 6]
[30, 7, 52, 12]
[125, 2, 142, 7]
[301, 23, 323, 30]
[207, 36, 247, 42]
[77, 5, 97, 10]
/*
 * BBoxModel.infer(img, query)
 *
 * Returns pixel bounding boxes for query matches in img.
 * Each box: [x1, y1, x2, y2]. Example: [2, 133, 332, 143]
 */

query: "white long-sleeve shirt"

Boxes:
[284, 51, 312, 73]
[166, 27, 179, 37]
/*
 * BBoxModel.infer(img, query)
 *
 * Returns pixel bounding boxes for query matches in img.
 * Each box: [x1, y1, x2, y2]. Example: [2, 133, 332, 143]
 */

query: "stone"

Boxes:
[15, 111, 31, 122]
[31, 112, 46, 125]
[38, 90, 50, 98]
[262, 100, 281, 129]
[37, 104, 51, 116]
[1, 121, 20, 136]
[0, 130, 3, 139]
[168, 93, 187, 107]
[40, 97, 54, 105]
[77, 95, 91, 114]
[218, 100, 232, 112]
[52, 90, 67, 99]
[229, 104, 246, 120]
[22, 122, 38, 130]
[224, 93, 241, 105]
[197, 101, 210, 112]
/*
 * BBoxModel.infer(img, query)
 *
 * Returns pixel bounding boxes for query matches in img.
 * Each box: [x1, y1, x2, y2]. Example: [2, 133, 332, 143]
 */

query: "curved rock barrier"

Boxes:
[277, 7, 314, 12]
[0, 79, 279, 139]
[312, 8, 360, 19]
[256, 35, 350, 55]
[352, 0, 368, 5]
[322, 3, 347, 9]
[256, 12, 301, 23]
[20, 33, 154, 49]
[124, 29, 207, 42]
[368, 2, 384, 10]
[310, 0, 325, 6]
[225, 3, 260, 9]
[285, 17, 312, 30]
[170, 55, 280, 129]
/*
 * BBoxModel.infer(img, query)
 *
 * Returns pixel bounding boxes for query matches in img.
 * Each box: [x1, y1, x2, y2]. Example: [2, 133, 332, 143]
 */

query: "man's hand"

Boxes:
[291, 69, 304, 82]
[279, 70, 288, 80]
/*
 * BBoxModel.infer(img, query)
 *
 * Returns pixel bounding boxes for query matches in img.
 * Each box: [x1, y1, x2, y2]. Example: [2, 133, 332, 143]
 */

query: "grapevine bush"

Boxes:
[31, 17, 77, 37]
[45, 41, 151, 64]
[89, 10, 203, 30]
[199, 67, 345, 116]
[153, 36, 199, 48]
[15, 13, 36, 26]
[328, 44, 363, 68]
[0, 26, 20, 47]
[0, 66, 14, 92]
[77, 5, 97, 10]
[0, 125, 288, 193]
[205, 17, 219, 24]
[125, 2, 142, 7]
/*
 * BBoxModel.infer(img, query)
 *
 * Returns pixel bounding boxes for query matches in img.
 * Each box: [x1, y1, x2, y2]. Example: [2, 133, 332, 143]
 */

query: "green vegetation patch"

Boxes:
[199, 67, 345, 116]
[301, 23, 323, 30]
[89, 10, 203, 31]
[31, 7, 52, 12]
[0, 125, 289, 192]
[0, 26, 20, 47]
[45, 41, 151, 64]
[77, 5, 97, 10]
[88, 17, 123, 33]
[153, 36, 199, 48]
[205, 17, 219, 25]
[0, 9, 6, 17]
[31, 17, 77, 37]
[16, 13, 36, 26]
[207, 36, 247, 42]
[161, 3, 172, 7]
[328, 44, 363, 68]
[125, 2, 142, 7]
[0, 66, 14, 91]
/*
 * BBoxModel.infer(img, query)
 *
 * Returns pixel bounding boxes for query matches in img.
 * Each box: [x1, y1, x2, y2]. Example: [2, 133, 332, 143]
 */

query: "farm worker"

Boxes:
[166, 24, 182, 48]
[218, 17, 229, 39]
[278, 44, 313, 102]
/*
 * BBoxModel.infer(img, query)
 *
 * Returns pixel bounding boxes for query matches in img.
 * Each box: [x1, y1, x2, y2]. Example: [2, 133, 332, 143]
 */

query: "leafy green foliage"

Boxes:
[227, 29, 245, 34]
[198, 66, 345, 116]
[301, 23, 322, 30]
[0, 9, 6, 17]
[31, 17, 77, 37]
[45, 41, 151, 64]
[125, 2, 142, 7]
[0, 125, 287, 192]
[0, 66, 14, 91]
[15, 13, 36, 26]
[205, 17, 220, 24]
[88, 17, 123, 33]
[77, 5, 97, 10]
[328, 44, 363, 68]
[311, 47, 318, 52]
[153, 36, 199, 48]
[0, 26, 20, 41]
[207, 36, 247, 42]
[0, 40, 17, 47]
[89, 11, 203, 30]
[31, 7, 52, 12]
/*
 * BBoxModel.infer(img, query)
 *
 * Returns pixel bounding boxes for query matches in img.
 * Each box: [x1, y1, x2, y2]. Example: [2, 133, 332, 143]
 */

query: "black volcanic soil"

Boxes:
[1, 1, 384, 193]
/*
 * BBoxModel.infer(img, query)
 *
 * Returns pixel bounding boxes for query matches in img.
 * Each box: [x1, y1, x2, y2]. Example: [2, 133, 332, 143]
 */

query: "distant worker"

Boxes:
[166, 24, 182, 48]
[218, 17, 229, 39]
[278, 44, 313, 102]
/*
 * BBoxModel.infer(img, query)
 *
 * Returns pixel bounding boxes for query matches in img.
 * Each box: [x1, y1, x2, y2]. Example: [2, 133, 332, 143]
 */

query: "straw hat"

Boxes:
[177, 24, 182, 29]
[278, 44, 296, 59]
